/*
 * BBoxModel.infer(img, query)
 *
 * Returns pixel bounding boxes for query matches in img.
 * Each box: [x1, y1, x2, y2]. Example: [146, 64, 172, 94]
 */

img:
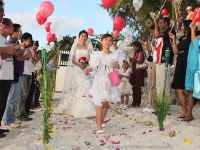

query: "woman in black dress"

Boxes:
[169, 20, 194, 121]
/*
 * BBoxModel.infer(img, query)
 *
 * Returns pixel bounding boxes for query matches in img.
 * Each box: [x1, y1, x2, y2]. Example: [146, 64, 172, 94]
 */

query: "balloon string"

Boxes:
[35, 15, 46, 40]
[34, 28, 39, 41]
[157, 0, 167, 17]
[20, 0, 28, 27]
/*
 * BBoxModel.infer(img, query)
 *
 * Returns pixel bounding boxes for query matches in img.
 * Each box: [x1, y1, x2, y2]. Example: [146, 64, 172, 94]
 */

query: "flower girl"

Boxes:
[85, 34, 124, 134]
[118, 61, 132, 110]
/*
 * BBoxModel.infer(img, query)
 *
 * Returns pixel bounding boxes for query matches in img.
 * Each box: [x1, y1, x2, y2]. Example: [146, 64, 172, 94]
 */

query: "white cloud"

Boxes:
[57, 2, 70, 9]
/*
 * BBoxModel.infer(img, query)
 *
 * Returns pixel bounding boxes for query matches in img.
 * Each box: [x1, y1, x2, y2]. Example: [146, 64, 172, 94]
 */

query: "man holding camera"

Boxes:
[142, 25, 163, 112]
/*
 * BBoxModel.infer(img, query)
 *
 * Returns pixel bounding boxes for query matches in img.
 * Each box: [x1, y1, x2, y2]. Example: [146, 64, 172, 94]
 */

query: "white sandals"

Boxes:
[102, 124, 105, 128]
[96, 130, 105, 135]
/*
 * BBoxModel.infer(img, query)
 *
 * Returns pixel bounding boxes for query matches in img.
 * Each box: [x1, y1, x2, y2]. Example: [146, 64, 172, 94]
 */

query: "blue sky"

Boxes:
[4, 0, 113, 48]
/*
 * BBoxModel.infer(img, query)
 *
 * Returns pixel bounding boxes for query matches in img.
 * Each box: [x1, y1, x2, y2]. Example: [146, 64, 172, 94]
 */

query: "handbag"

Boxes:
[193, 54, 200, 99]
[106, 66, 120, 86]
[136, 52, 148, 69]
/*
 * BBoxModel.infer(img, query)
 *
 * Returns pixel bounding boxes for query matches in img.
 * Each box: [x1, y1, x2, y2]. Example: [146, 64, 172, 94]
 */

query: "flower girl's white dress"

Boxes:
[88, 51, 124, 106]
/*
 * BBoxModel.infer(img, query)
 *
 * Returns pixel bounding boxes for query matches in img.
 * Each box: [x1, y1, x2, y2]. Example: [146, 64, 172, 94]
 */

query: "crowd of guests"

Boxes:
[1, 0, 200, 138]
[112, 6, 199, 123]
[0, 1, 59, 138]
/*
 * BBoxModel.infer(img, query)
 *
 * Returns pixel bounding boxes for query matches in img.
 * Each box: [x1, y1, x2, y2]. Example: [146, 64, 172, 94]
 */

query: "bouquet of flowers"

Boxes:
[78, 56, 89, 66]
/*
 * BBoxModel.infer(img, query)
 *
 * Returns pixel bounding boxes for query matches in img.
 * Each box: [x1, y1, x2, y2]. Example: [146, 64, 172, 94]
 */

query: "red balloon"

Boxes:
[45, 22, 51, 32]
[195, 13, 200, 22]
[112, 30, 120, 38]
[36, 12, 47, 25]
[46, 32, 56, 42]
[39, 1, 54, 18]
[189, 13, 196, 21]
[113, 17, 125, 31]
[161, 8, 169, 17]
[87, 28, 94, 36]
[194, 7, 200, 14]
[101, 0, 116, 8]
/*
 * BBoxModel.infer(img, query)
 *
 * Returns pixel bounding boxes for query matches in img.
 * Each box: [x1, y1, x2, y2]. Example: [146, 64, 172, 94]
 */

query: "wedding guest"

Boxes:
[142, 25, 157, 112]
[169, 20, 194, 121]
[47, 54, 58, 71]
[176, 9, 186, 32]
[0, 18, 20, 138]
[25, 41, 39, 115]
[154, 16, 176, 96]
[15, 33, 33, 121]
[185, 21, 200, 121]
[118, 61, 132, 110]
[0, 1, 19, 138]
[168, 12, 175, 29]
[3, 23, 24, 128]
[129, 41, 146, 107]
[32, 50, 42, 108]
[48, 54, 59, 92]
[186, 6, 194, 20]
[111, 39, 118, 52]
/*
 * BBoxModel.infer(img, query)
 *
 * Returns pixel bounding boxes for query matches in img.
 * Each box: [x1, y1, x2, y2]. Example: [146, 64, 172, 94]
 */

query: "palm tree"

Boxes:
[100, 0, 200, 41]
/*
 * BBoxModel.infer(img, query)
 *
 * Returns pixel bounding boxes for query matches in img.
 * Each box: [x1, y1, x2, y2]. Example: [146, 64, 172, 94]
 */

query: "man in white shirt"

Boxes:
[15, 33, 33, 121]
[142, 25, 162, 112]
[0, 18, 20, 138]
[25, 41, 39, 115]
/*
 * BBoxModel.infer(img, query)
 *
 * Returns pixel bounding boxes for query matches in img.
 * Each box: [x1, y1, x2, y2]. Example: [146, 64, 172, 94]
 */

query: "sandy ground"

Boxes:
[0, 93, 200, 150]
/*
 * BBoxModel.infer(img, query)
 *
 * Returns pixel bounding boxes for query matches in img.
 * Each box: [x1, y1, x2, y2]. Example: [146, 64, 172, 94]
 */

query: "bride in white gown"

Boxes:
[56, 30, 96, 118]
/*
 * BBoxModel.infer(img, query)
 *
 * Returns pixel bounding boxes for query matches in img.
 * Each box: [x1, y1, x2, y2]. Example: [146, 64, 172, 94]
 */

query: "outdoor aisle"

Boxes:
[0, 93, 200, 150]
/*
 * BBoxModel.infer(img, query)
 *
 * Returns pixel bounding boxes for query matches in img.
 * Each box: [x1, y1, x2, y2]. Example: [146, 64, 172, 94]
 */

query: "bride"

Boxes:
[56, 30, 96, 118]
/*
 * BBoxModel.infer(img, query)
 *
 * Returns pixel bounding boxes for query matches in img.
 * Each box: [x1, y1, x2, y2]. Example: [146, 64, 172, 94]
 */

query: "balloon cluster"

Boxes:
[36, 1, 64, 51]
[111, 0, 144, 38]
[117, 27, 132, 49]
[36, 1, 54, 25]
[112, 17, 125, 38]
[114, 27, 132, 61]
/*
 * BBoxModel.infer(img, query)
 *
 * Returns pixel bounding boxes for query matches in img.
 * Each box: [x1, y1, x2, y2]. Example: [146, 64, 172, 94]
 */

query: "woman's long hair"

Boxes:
[132, 41, 144, 52]
[183, 20, 192, 38]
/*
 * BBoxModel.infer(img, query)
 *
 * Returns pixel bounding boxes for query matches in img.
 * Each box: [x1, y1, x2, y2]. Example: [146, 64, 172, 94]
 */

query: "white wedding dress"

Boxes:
[56, 48, 96, 118]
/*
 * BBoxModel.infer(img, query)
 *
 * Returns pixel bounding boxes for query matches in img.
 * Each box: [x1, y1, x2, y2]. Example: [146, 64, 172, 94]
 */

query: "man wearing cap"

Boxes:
[186, 6, 194, 20]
